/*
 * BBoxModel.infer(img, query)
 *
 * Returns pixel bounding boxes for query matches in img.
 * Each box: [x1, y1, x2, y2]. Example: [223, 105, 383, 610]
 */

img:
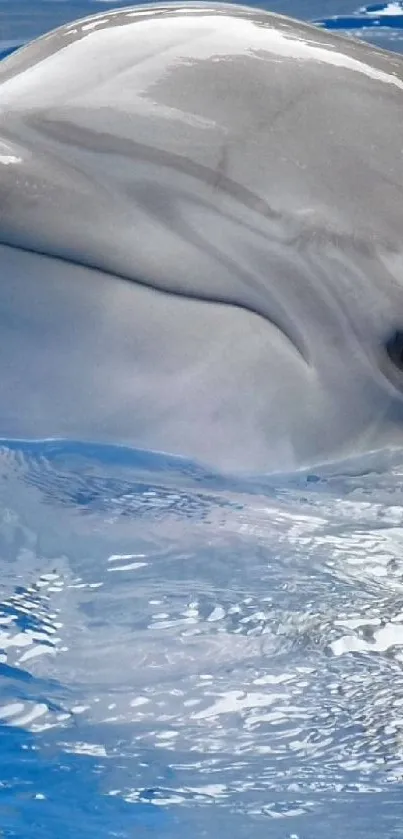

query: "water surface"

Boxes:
[1, 442, 403, 837]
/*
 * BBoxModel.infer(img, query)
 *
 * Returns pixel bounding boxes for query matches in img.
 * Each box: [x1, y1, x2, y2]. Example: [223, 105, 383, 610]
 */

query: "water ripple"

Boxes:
[1, 441, 403, 836]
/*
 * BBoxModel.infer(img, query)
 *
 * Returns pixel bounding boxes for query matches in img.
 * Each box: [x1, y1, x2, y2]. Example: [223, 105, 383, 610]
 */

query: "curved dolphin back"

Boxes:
[0, 2, 402, 304]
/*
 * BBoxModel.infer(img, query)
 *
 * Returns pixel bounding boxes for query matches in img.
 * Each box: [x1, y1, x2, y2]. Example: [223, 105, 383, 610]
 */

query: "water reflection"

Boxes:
[0, 441, 403, 835]
[316, 0, 403, 31]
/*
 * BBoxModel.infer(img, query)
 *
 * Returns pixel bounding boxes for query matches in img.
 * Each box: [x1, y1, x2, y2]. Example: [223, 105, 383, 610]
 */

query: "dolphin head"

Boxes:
[1, 2, 403, 474]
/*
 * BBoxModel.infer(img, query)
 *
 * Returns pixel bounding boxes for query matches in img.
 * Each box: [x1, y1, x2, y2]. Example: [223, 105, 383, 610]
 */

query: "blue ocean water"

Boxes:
[2, 2, 403, 838]
[1, 0, 403, 54]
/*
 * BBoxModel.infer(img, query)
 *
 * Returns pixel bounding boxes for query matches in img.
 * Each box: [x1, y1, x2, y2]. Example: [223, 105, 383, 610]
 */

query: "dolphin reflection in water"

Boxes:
[1, 2, 403, 474]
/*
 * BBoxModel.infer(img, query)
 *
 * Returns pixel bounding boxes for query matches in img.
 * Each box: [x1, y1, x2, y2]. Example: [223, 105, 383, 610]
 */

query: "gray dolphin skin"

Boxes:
[1, 2, 403, 474]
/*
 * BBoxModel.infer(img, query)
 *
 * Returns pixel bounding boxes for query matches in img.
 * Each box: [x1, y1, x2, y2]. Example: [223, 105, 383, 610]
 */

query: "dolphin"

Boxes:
[0, 2, 403, 474]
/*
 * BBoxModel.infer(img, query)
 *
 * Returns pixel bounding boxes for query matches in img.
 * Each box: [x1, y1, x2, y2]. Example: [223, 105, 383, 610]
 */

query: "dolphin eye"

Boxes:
[385, 330, 403, 372]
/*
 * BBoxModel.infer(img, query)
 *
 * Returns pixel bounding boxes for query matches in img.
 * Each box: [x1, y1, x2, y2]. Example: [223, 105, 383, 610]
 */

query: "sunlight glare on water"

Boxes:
[1, 441, 403, 837]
